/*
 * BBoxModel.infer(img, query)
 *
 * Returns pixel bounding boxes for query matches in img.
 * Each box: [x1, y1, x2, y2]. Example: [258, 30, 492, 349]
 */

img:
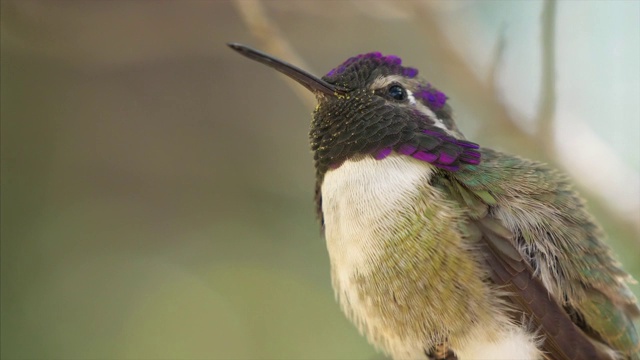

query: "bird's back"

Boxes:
[447, 148, 640, 359]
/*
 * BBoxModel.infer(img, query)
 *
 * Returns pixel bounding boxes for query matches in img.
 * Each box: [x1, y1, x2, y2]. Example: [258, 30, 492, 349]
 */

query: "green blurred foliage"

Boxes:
[1, 1, 638, 359]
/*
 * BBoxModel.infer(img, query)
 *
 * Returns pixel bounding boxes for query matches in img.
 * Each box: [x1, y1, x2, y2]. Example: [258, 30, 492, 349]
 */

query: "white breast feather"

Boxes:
[321, 154, 433, 359]
[321, 154, 433, 276]
[320, 154, 542, 360]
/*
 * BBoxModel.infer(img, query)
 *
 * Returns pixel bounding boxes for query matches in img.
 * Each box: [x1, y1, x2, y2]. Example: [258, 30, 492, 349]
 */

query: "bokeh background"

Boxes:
[2, 1, 639, 359]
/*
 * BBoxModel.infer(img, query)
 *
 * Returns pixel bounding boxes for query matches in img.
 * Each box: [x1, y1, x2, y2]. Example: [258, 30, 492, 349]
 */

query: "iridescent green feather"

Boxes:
[578, 289, 640, 357]
[436, 148, 639, 358]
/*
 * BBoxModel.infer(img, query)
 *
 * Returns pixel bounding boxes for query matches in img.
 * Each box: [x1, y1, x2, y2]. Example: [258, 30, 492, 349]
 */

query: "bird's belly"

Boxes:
[321, 154, 436, 359]
[320, 154, 542, 359]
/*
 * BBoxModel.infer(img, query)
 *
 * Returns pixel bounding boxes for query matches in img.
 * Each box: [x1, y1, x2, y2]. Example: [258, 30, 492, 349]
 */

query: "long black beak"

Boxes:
[227, 43, 346, 97]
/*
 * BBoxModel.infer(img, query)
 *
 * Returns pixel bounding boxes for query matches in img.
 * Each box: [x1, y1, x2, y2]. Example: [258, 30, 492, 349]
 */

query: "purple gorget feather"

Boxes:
[370, 129, 481, 171]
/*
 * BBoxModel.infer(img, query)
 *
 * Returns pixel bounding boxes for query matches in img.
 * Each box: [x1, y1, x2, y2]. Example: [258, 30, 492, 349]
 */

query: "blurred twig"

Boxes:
[232, 0, 316, 108]
[537, 0, 557, 150]
[487, 23, 507, 89]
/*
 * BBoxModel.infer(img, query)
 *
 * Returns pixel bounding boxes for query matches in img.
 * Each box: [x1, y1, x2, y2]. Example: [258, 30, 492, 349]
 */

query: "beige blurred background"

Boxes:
[1, 1, 639, 359]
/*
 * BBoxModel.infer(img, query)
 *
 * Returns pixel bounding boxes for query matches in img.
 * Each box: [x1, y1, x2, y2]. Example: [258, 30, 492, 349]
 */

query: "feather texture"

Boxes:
[436, 148, 640, 360]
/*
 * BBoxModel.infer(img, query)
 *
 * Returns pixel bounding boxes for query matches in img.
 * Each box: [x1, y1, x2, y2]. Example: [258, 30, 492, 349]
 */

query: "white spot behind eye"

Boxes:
[370, 75, 452, 134]
[408, 89, 450, 132]
[407, 89, 417, 105]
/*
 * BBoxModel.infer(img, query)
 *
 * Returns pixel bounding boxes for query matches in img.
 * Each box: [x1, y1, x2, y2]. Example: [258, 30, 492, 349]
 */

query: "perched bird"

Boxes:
[228, 43, 639, 360]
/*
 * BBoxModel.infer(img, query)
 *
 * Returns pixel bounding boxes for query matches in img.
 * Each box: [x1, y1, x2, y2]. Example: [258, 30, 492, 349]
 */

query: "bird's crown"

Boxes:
[323, 52, 448, 112]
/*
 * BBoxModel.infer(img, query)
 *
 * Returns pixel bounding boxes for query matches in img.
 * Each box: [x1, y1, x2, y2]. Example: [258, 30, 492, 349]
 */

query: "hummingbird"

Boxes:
[228, 43, 639, 360]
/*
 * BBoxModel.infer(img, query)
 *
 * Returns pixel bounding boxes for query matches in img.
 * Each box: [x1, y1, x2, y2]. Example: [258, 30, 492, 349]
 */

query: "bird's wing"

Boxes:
[433, 148, 639, 360]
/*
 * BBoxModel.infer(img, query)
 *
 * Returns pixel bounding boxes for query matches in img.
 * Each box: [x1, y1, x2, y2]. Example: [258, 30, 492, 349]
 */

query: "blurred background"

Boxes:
[1, 1, 639, 359]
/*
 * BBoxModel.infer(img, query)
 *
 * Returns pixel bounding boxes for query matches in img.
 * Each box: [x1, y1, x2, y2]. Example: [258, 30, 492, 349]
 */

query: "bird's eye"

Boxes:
[388, 85, 406, 101]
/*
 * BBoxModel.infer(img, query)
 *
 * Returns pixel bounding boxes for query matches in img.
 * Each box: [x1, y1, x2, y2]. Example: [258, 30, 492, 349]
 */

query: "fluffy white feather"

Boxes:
[321, 154, 542, 359]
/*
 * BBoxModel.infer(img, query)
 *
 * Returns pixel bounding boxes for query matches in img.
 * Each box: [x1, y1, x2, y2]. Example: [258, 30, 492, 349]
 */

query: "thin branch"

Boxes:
[487, 23, 507, 89]
[232, 0, 316, 108]
[537, 0, 557, 149]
